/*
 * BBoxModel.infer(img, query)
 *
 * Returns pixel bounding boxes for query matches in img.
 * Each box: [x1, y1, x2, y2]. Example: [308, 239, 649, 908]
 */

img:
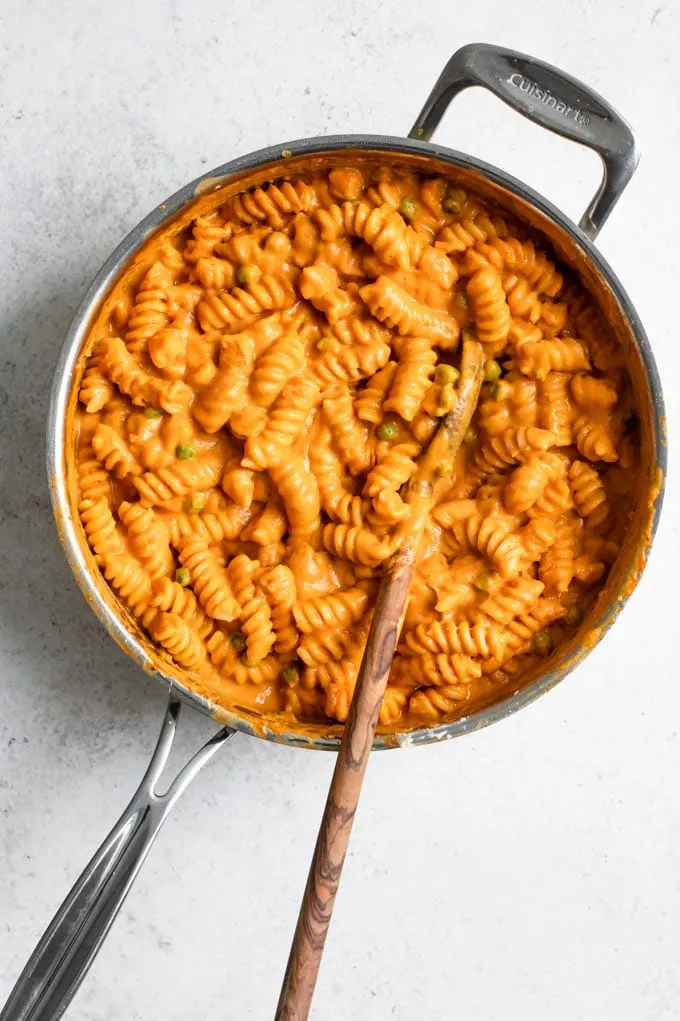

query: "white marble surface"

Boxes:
[1, 1, 679, 1018]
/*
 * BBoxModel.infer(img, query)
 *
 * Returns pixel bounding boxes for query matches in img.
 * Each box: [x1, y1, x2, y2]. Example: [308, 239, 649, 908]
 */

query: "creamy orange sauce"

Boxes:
[68, 163, 646, 732]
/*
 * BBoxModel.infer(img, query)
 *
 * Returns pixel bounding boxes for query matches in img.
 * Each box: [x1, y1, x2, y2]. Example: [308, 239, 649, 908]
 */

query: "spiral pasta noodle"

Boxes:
[150, 612, 206, 670]
[322, 524, 392, 566]
[294, 586, 371, 634]
[473, 427, 556, 474]
[323, 389, 374, 474]
[354, 362, 397, 423]
[133, 450, 223, 506]
[197, 274, 295, 332]
[183, 215, 233, 263]
[384, 336, 437, 421]
[300, 264, 363, 323]
[573, 414, 619, 463]
[503, 273, 542, 323]
[359, 276, 459, 347]
[166, 506, 253, 547]
[525, 474, 572, 517]
[100, 337, 192, 414]
[125, 261, 175, 356]
[473, 238, 563, 297]
[539, 518, 576, 594]
[401, 619, 507, 660]
[517, 339, 590, 380]
[466, 266, 512, 352]
[480, 598, 567, 675]
[331, 316, 392, 349]
[309, 430, 365, 526]
[223, 180, 318, 229]
[178, 539, 240, 621]
[309, 337, 391, 387]
[79, 341, 115, 413]
[320, 640, 367, 723]
[538, 372, 573, 444]
[503, 452, 565, 515]
[77, 443, 111, 502]
[319, 201, 418, 269]
[447, 512, 527, 578]
[249, 331, 306, 407]
[435, 214, 508, 255]
[92, 424, 141, 479]
[476, 576, 545, 625]
[147, 577, 214, 639]
[98, 551, 153, 619]
[118, 500, 173, 579]
[79, 499, 125, 557]
[569, 460, 611, 528]
[257, 564, 298, 655]
[242, 499, 287, 546]
[243, 377, 320, 469]
[268, 457, 321, 538]
[519, 516, 557, 562]
[226, 554, 275, 664]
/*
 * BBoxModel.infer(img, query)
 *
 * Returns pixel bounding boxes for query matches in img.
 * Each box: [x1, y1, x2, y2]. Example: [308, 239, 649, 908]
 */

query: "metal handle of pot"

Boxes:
[0, 697, 234, 1021]
[409, 42, 639, 240]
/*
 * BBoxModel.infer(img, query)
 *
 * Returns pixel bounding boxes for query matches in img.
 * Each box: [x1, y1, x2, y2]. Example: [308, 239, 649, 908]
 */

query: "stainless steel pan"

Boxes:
[2, 43, 666, 1021]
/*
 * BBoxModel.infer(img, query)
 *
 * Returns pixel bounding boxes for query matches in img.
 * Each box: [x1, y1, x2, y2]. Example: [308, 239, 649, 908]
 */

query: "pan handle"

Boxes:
[409, 42, 639, 240]
[0, 696, 234, 1021]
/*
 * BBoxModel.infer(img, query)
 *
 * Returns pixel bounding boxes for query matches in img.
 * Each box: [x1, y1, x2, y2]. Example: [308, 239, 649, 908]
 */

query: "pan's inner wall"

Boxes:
[60, 146, 663, 749]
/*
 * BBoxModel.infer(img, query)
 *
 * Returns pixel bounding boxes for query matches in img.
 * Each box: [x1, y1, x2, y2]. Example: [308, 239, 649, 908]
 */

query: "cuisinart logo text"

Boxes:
[507, 72, 591, 126]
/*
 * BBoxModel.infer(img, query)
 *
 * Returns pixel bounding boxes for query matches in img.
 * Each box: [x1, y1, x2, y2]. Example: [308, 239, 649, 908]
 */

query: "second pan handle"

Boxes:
[409, 42, 640, 240]
[0, 697, 234, 1021]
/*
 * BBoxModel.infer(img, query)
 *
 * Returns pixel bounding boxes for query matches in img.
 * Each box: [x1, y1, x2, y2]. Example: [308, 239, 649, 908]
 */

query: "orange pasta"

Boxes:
[71, 165, 640, 729]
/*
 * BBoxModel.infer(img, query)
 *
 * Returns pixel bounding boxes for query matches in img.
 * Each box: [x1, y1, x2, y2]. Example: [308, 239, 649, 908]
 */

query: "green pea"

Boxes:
[282, 665, 300, 686]
[442, 187, 467, 214]
[184, 493, 206, 514]
[317, 337, 333, 352]
[474, 572, 493, 593]
[229, 630, 246, 651]
[175, 443, 196, 460]
[565, 605, 583, 627]
[484, 359, 502, 383]
[242, 655, 261, 669]
[533, 630, 553, 656]
[175, 567, 191, 587]
[435, 459, 453, 479]
[377, 418, 399, 441]
[463, 425, 477, 444]
[399, 197, 418, 220]
[434, 363, 460, 386]
[144, 407, 163, 419]
[236, 264, 262, 286]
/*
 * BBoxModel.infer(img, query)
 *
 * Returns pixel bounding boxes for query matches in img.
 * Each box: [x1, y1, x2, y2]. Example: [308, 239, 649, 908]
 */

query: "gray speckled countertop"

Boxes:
[1, 2, 679, 1018]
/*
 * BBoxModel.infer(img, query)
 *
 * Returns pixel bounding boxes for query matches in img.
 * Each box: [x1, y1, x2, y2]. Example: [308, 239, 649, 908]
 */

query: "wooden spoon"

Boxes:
[274, 339, 485, 1021]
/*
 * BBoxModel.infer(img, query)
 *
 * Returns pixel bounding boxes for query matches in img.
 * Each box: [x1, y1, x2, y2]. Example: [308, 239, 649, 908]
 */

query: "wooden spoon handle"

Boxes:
[274, 339, 484, 1021]
[274, 546, 415, 1021]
